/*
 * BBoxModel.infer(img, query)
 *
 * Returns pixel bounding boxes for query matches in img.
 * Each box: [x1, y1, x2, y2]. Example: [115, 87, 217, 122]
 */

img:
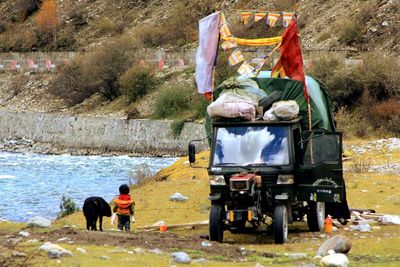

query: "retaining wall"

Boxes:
[0, 111, 208, 156]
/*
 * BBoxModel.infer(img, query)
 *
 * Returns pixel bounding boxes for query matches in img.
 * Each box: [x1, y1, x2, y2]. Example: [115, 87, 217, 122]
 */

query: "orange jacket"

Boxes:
[113, 194, 135, 215]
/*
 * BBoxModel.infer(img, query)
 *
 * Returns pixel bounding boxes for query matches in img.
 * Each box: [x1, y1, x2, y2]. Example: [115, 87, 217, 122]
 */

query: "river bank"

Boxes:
[0, 111, 208, 157]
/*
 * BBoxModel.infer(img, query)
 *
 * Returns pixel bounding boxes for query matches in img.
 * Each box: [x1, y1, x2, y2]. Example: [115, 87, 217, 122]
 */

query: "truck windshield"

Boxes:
[212, 125, 290, 167]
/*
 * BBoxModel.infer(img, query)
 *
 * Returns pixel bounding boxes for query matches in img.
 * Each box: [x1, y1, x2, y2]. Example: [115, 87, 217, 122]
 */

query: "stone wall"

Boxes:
[0, 111, 208, 156]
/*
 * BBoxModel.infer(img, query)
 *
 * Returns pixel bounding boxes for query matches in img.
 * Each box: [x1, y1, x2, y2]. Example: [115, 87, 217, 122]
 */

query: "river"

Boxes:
[0, 151, 177, 222]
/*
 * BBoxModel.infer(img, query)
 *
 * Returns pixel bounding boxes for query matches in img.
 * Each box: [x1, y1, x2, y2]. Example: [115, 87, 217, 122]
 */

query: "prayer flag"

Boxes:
[254, 12, 267, 22]
[221, 40, 237, 50]
[272, 18, 308, 102]
[266, 12, 280, 27]
[237, 62, 255, 76]
[195, 12, 221, 94]
[282, 12, 295, 28]
[228, 49, 245, 66]
[240, 11, 252, 25]
[220, 23, 232, 38]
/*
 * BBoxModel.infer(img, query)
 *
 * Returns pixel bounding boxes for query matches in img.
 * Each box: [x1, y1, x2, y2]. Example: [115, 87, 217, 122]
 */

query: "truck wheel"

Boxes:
[209, 205, 224, 242]
[273, 205, 288, 244]
[307, 202, 325, 232]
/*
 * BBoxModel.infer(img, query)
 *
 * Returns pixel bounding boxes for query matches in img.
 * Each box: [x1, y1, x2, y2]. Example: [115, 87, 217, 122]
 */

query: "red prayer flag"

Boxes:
[272, 17, 309, 102]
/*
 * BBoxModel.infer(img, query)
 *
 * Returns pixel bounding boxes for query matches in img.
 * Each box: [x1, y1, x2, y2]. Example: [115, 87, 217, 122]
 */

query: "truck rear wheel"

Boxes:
[273, 205, 288, 244]
[209, 205, 225, 242]
[307, 202, 325, 232]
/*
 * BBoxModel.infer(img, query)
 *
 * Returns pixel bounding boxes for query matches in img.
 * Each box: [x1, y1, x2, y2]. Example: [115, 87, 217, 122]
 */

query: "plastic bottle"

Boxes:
[325, 215, 333, 234]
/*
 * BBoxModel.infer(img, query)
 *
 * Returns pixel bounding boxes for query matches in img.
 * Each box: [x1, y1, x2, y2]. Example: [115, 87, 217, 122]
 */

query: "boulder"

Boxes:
[27, 216, 52, 227]
[317, 235, 352, 256]
[169, 192, 189, 202]
[39, 242, 73, 259]
[320, 253, 349, 267]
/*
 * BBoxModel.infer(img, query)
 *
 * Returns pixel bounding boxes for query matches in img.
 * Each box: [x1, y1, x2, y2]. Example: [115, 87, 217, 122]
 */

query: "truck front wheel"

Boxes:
[273, 204, 288, 244]
[209, 205, 225, 242]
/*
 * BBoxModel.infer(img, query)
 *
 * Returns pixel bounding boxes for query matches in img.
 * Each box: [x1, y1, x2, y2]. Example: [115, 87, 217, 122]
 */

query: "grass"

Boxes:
[3, 143, 400, 266]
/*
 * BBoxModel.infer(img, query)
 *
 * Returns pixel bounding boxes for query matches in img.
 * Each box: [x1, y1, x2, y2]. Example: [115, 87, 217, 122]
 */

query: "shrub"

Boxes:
[69, 10, 87, 29]
[171, 119, 186, 138]
[370, 99, 400, 136]
[153, 84, 192, 118]
[338, 19, 363, 45]
[119, 65, 156, 102]
[93, 17, 124, 35]
[14, 0, 42, 22]
[58, 195, 79, 218]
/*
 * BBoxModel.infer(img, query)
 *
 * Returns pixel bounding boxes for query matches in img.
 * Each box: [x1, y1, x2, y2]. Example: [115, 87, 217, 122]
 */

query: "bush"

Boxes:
[93, 17, 124, 35]
[153, 84, 192, 118]
[119, 65, 156, 102]
[338, 19, 363, 45]
[14, 0, 42, 22]
[58, 195, 79, 218]
[370, 99, 400, 136]
[171, 119, 186, 138]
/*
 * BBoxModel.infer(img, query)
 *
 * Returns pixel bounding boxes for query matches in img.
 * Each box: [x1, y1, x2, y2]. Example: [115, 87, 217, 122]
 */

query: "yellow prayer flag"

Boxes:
[240, 11, 252, 25]
[228, 49, 245, 66]
[221, 40, 237, 50]
[266, 12, 280, 27]
[254, 12, 267, 22]
[283, 12, 295, 28]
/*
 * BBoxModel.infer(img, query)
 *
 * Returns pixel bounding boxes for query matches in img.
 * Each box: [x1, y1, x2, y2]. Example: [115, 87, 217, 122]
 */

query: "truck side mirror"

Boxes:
[188, 143, 196, 163]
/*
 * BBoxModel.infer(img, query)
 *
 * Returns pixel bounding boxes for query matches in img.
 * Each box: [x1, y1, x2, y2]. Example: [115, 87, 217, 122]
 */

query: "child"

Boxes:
[113, 184, 135, 232]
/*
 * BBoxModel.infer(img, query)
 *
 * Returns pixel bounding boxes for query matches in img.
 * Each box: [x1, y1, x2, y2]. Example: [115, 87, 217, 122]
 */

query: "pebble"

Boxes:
[317, 235, 352, 256]
[171, 252, 191, 264]
[100, 256, 110, 260]
[149, 248, 163, 254]
[57, 237, 69, 242]
[201, 240, 212, 247]
[76, 247, 87, 254]
[320, 253, 349, 267]
[12, 251, 27, 258]
[18, 231, 30, 237]
[133, 247, 144, 254]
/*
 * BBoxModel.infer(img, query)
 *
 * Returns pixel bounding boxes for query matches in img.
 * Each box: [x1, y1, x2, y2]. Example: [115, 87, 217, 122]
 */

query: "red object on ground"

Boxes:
[158, 59, 165, 70]
[325, 215, 333, 234]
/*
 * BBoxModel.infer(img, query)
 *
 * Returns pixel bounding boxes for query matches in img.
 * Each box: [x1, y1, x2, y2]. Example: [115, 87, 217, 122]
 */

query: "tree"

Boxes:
[36, 0, 59, 44]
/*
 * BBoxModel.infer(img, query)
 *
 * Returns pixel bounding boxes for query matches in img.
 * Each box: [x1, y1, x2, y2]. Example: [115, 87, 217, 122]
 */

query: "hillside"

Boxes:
[0, 0, 399, 138]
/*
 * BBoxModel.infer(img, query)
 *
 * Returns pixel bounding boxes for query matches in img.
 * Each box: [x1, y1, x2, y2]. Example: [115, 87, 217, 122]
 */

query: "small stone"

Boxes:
[171, 252, 191, 264]
[48, 250, 61, 259]
[18, 231, 30, 237]
[320, 253, 349, 267]
[57, 237, 69, 242]
[26, 239, 39, 244]
[319, 234, 327, 239]
[12, 251, 27, 258]
[372, 226, 381, 230]
[100, 256, 110, 260]
[193, 258, 209, 263]
[254, 263, 265, 267]
[149, 248, 163, 254]
[76, 248, 87, 254]
[201, 241, 212, 247]
[133, 247, 144, 254]
[382, 21, 388, 26]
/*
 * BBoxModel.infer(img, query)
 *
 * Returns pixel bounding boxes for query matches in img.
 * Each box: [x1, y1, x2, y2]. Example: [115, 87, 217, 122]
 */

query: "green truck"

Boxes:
[189, 71, 350, 244]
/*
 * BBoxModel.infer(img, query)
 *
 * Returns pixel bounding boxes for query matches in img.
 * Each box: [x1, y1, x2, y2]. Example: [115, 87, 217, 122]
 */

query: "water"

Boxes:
[0, 152, 177, 222]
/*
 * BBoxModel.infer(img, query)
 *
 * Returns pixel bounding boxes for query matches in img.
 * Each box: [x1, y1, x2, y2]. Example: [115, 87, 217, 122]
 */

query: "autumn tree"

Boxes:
[36, 0, 59, 44]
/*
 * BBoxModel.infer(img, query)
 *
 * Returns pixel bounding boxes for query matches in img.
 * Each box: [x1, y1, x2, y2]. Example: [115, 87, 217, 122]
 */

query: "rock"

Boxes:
[193, 258, 209, 263]
[255, 263, 265, 267]
[320, 253, 349, 267]
[317, 235, 352, 256]
[133, 247, 144, 254]
[57, 237, 69, 242]
[100, 256, 110, 260]
[350, 224, 371, 232]
[201, 240, 212, 247]
[382, 21, 388, 26]
[76, 247, 87, 254]
[18, 231, 30, 237]
[284, 252, 308, 259]
[149, 248, 163, 254]
[39, 242, 73, 258]
[12, 251, 27, 258]
[381, 215, 400, 225]
[171, 252, 191, 264]
[7, 237, 22, 245]
[26, 239, 39, 244]
[169, 192, 189, 202]
[27, 216, 52, 227]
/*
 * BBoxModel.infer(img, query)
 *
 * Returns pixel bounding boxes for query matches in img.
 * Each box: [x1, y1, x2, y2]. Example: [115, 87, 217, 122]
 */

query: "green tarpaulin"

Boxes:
[207, 71, 336, 137]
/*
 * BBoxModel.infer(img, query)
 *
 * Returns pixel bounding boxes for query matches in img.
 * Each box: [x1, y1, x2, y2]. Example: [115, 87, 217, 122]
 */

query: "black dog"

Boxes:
[82, 197, 112, 231]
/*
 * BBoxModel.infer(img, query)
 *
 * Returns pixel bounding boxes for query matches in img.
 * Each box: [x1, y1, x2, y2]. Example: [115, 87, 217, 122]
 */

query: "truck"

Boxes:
[189, 71, 350, 244]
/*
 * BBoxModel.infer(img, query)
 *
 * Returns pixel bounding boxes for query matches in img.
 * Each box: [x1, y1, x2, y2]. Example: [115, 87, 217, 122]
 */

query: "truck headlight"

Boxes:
[210, 175, 225, 185]
[277, 174, 294, 184]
